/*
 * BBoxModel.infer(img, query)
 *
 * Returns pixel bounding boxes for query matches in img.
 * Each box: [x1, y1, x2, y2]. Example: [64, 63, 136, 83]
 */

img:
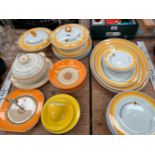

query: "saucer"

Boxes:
[0, 89, 44, 132]
[106, 91, 155, 135]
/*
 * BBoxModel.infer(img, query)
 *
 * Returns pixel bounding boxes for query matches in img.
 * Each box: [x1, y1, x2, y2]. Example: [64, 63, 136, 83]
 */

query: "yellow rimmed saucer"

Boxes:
[18, 27, 52, 52]
[106, 91, 155, 135]
[41, 94, 80, 134]
[51, 24, 90, 50]
[103, 47, 137, 72]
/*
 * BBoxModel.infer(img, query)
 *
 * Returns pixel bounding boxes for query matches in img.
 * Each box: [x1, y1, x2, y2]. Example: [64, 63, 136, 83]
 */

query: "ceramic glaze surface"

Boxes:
[7, 96, 37, 124]
[24, 30, 48, 45]
[116, 97, 155, 134]
[57, 67, 79, 85]
[56, 27, 83, 44]
[107, 50, 133, 69]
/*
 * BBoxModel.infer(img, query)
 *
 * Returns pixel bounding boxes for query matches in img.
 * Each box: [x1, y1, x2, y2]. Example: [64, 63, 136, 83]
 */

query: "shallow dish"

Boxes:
[106, 91, 155, 135]
[0, 89, 44, 133]
[49, 59, 86, 90]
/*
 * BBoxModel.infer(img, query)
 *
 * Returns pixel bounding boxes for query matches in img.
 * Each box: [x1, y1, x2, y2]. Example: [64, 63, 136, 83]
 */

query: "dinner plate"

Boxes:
[12, 59, 52, 90]
[90, 38, 149, 92]
[41, 94, 80, 134]
[0, 89, 44, 132]
[106, 91, 155, 135]
[18, 27, 52, 52]
[48, 59, 86, 90]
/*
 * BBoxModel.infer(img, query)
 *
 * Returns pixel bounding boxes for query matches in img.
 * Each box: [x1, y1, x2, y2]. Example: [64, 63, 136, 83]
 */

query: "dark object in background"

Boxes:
[90, 19, 139, 39]
[0, 58, 7, 84]
[0, 19, 79, 30]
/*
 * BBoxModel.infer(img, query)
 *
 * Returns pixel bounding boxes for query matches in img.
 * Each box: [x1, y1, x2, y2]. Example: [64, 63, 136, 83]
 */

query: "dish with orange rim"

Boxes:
[48, 59, 87, 90]
[90, 38, 149, 93]
[51, 24, 90, 50]
[0, 89, 44, 133]
[106, 91, 155, 135]
[18, 27, 52, 52]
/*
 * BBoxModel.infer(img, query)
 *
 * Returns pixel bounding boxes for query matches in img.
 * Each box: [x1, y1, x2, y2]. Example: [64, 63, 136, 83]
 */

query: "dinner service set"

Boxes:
[0, 24, 155, 135]
[51, 24, 92, 60]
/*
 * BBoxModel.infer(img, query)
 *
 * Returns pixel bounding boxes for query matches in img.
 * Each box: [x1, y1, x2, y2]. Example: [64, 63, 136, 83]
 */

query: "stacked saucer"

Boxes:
[106, 91, 155, 135]
[0, 89, 44, 133]
[41, 94, 80, 134]
[11, 52, 53, 89]
[51, 24, 92, 60]
[48, 59, 87, 91]
[90, 39, 149, 93]
[18, 27, 52, 52]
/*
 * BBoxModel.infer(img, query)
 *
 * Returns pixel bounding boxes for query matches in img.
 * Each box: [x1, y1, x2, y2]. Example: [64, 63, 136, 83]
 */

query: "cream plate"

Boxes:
[106, 91, 155, 135]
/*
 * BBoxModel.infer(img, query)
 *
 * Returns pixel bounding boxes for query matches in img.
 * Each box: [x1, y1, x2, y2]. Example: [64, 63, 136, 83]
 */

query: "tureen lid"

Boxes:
[12, 53, 46, 80]
[18, 27, 52, 52]
[51, 24, 90, 50]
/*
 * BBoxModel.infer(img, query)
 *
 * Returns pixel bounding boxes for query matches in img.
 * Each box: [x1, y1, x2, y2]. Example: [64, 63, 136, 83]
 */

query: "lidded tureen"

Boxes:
[11, 52, 52, 89]
[18, 27, 52, 52]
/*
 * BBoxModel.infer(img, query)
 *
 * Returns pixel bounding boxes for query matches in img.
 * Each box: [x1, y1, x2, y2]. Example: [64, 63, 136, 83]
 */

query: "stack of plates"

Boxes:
[48, 59, 87, 91]
[90, 39, 149, 93]
[51, 24, 92, 60]
[0, 89, 44, 133]
[18, 27, 52, 52]
[106, 91, 155, 135]
[41, 94, 80, 134]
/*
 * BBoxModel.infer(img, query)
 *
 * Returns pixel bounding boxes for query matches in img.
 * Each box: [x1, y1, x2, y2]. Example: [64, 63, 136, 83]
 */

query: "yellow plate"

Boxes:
[41, 98, 74, 131]
[41, 94, 80, 134]
[18, 27, 52, 52]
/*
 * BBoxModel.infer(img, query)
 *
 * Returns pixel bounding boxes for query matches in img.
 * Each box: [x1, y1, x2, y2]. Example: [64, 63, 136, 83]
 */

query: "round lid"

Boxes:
[12, 53, 46, 80]
[103, 49, 137, 71]
[18, 27, 52, 52]
[41, 94, 80, 134]
[0, 89, 44, 132]
[51, 24, 89, 50]
[7, 96, 37, 124]
[41, 98, 74, 131]
[48, 59, 86, 90]
[107, 92, 155, 135]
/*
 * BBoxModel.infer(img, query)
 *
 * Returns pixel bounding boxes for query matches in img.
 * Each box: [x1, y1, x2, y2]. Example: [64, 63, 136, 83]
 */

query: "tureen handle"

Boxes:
[39, 52, 46, 57]
[30, 31, 37, 37]
[65, 26, 72, 32]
